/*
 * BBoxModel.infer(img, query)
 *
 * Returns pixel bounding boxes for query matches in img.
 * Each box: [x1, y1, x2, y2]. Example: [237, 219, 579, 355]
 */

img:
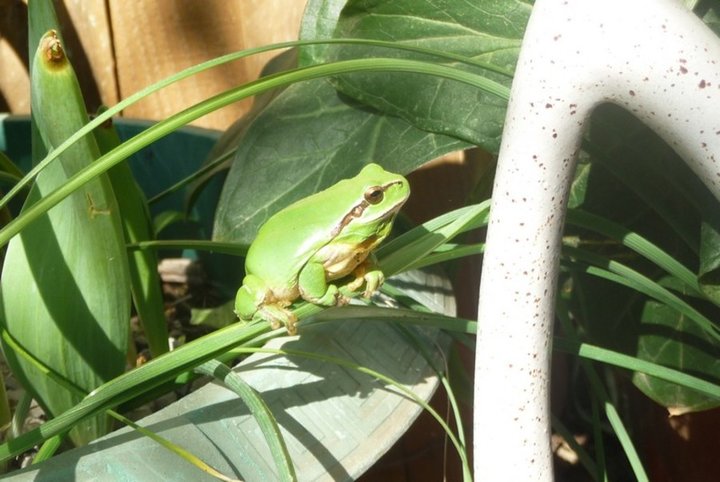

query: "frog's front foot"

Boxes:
[347, 263, 385, 298]
[258, 304, 298, 335]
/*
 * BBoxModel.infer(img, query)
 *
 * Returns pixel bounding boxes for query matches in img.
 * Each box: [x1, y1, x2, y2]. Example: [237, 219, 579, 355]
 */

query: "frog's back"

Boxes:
[244, 193, 347, 287]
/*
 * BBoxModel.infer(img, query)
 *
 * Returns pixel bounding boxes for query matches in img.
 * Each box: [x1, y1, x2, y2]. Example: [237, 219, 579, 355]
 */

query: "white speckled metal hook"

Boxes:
[474, 0, 720, 479]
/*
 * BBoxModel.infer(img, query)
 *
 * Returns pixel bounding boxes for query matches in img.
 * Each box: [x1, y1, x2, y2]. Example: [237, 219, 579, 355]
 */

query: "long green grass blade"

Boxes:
[554, 338, 720, 400]
[566, 209, 701, 295]
[147, 148, 235, 205]
[586, 362, 648, 481]
[603, 400, 648, 482]
[563, 246, 720, 343]
[93, 113, 169, 357]
[405, 242, 485, 271]
[557, 302, 649, 481]
[129, 239, 247, 256]
[108, 411, 240, 482]
[378, 201, 491, 276]
[305, 305, 477, 334]
[395, 325, 468, 459]
[378, 202, 490, 260]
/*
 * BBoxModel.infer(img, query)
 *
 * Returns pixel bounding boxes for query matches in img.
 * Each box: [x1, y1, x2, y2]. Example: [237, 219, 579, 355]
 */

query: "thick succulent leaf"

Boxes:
[632, 278, 720, 414]
[94, 115, 169, 358]
[0, 30, 130, 445]
[327, 0, 531, 152]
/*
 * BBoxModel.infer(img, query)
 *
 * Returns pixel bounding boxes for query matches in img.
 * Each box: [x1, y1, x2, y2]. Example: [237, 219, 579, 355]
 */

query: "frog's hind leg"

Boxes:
[298, 260, 343, 306]
[234, 274, 268, 320]
[235, 275, 298, 335]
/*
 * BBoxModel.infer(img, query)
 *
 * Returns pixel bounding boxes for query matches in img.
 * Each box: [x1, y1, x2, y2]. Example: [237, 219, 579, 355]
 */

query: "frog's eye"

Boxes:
[364, 186, 384, 205]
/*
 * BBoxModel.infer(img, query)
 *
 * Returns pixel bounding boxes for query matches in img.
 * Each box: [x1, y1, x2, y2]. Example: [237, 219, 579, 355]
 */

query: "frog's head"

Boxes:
[332, 163, 410, 237]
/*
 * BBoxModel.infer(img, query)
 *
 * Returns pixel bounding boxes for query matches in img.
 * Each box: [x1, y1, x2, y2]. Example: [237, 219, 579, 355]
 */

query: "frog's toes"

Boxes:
[258, 304, 298, 335]
[333, 293, 348, 307]
[362, 270, 385, 298]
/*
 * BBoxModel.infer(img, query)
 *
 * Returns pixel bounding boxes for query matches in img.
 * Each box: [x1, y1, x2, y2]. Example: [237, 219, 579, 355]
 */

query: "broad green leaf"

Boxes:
[185, 49, 298, 218]
[698, 218, 720, 306]
[0, 28, 130, 445]
[329, 0, 530, 152]
[632, 278, 720, 414]
[568, 161, 591, 209]
[298, 0, 348, 66]
[212, 77, 470, 244]
[696, 2, 720, 35]
[212, 1, 500, 243]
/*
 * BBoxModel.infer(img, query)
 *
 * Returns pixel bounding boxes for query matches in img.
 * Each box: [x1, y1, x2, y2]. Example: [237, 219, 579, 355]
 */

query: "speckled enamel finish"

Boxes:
[474, 0, 720, 479]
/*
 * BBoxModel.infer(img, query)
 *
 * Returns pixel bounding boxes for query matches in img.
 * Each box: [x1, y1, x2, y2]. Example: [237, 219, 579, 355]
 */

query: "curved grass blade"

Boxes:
[563, 246, 720, 343]
[404, 242, 486, 271]
[304, 305, 477, 335]
[0, 320, 271, 462]
[378, 202, 490, 261]
[566, 209, 701, 296]
[232, 346, 472, 481]
[0, 39, 509, 215]
[195, 360, 296, 482]
[554, 337, 720, 401]
[377, 201, 491, 276]
[394, 325, 468, 463]
[0, 59, 506, 251]
[148, 149, 235, 206]
[2, 328, 239, 480]
[112, 412, 241, 482]
[556, 303, 649, 481]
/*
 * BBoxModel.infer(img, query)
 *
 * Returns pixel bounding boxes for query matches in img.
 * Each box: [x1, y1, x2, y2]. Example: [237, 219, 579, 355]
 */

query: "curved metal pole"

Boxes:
[474, 0, 720, 479]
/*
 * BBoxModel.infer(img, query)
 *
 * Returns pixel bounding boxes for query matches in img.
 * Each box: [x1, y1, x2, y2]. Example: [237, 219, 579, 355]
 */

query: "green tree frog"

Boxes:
[235, 163, 410, 335]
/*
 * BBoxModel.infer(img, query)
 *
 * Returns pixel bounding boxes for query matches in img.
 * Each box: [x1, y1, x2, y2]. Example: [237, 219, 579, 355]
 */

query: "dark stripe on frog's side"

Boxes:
[329, 180, 404, 238]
